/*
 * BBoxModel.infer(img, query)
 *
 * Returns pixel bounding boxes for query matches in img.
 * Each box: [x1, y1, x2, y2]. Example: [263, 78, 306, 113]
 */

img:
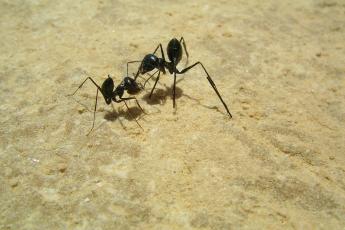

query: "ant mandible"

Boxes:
[70, 74, 145, 135]
[128, 37, 232, 118]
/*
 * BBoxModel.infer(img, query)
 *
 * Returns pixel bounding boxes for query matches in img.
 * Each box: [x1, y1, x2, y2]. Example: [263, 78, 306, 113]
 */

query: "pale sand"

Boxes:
[1, 0, 345, 229]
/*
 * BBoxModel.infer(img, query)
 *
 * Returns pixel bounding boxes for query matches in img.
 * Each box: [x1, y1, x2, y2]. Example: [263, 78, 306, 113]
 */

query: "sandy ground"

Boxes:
[1, 0, 345, 229]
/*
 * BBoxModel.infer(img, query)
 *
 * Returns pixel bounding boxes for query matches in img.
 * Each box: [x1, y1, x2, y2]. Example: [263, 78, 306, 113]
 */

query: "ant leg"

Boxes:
[69, 76, 103, 135]
[133, 44, 166, 81]
[133, 68, 141, 81]
[173, 59, 177, 108]
[69, 77, 101, 96]
[178, 62, 232, 118]
[120, 97, 145, 114]
[144, 69, 159, 87]
[127, 60, 142, 78]
[179, 37, 189, 61]
[132, 63, 155, 82]
[173, 71, 177, 108]
[121, 100, 143, 130]
[87, 88, 99, 136]
[153, 44, 166, 60]
[149, 70, 161, 98]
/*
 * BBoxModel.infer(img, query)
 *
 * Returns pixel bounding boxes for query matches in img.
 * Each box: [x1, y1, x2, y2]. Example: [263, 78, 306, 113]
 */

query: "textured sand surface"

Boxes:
[1, 0, 345, 229]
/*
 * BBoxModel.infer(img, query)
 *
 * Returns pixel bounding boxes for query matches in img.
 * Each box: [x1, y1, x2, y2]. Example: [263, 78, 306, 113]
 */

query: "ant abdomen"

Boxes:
[167, 38, 182, 63]
[101, 76, 114, 102]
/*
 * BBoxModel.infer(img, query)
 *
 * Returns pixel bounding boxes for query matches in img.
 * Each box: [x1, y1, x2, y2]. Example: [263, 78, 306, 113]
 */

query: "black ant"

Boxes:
[128, 37, 232, 118]
[70, 74, 145, 135]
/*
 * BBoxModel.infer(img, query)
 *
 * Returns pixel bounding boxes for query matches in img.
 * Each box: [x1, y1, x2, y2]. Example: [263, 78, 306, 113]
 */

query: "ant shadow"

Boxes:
[70, 96, 145, 131]
[104, 105, 143, 122]
[182, 93, 225, 115]
[141, 77, 184, 105]
[142, 86, 183, 105]
[70, 94, 145, 122]
[103, 105, 145, 130]
[141, 77, 227, 116]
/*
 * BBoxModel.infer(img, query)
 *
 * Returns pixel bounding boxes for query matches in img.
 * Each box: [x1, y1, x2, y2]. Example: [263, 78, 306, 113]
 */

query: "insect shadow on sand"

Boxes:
[141, 77, 225, 115]
[104, 103, 143, 121]
[104, 103, 146, 130]
[142, 82, 183, 105]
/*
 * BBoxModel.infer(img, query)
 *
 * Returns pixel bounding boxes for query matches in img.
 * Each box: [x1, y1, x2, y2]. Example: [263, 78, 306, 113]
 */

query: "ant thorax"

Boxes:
[164, 61, 175, 74]
[155, 58, 165, 74]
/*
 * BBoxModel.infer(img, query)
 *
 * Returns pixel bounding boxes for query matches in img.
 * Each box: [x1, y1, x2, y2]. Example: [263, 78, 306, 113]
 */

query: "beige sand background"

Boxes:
[1, 0, 345, 229]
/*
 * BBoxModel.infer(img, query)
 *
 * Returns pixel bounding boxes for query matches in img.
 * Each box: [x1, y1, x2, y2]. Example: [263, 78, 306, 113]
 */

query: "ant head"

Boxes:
[123, 76, 142, 95]
[139, 54, 158, 74]
[101, 75, 114, 104]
